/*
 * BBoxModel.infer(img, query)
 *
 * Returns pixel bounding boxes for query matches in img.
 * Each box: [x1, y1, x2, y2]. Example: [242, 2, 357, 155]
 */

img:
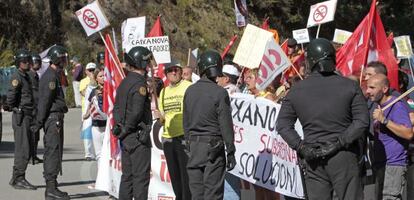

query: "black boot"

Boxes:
[11, 177, 37, 190]
[33, 156, 43, 164]
[45, 180, 70, 200]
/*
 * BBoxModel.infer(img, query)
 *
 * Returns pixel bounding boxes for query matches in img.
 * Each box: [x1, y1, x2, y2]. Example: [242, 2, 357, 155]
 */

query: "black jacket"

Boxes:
[6, 69, 34, 111]
[183, 77, 235, 154]
[277, 71, 369, 150]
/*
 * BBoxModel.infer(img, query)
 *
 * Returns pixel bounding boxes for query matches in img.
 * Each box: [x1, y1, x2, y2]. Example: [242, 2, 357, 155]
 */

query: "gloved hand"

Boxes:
[297, 143, 321, 161]
[226, 153, 237, 171]
[31, 124, 41, 133]
[316, 139, 343, 158]
[2, 104, 11, 112]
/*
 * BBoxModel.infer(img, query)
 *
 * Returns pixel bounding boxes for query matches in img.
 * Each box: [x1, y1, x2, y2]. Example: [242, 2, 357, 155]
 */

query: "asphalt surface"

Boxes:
[0, 108, 109, 200]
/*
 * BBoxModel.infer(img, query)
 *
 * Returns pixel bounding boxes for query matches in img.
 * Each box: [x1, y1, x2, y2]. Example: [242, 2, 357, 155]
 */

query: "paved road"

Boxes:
[0, 108, 109, 200]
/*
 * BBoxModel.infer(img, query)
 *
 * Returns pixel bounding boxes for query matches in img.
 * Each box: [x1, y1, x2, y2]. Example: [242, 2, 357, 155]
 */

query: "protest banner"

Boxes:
[229, 93, 305, 199]
[233, 24, 274, 69]
[256, 38, 292, 91]
[127, 36, 171, 64]
[75, 0, 110, 36]
[121, 17, 146, 52]
[307, 0, 337, 28]
[333, 29, 353, 44]
[292, 29, 310, 44]
[394, 35, 413, 58]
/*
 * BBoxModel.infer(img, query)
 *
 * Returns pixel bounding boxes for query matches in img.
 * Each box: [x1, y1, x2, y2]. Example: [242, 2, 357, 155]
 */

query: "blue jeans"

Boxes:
[224, 173, 241, 200]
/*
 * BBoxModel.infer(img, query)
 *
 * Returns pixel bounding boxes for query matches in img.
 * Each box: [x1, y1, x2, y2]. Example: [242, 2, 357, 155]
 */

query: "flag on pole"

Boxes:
[336, 0, 398, 90]
[387, 32, 394, 47]
[75, 0, 110, 36]
[221, 35, 238, 59]
[147, 16, 167, 83]
[261, 17, 270, 30]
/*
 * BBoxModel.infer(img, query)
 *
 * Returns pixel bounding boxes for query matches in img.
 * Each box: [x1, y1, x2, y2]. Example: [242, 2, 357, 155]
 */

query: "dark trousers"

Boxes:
[163, 136, 191, 200]
[119, 143, 151, 200]
[43, 113, 64, 181]
[11, 113, 31, 179]
[187, 140, 226, 200]
[304, 150, 363, 200]
[408, 157, 414, 200]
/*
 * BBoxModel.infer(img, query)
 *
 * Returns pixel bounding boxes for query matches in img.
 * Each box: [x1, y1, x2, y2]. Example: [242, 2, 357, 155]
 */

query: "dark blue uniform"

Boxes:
[183, 77, 235, 200]
[113, 71, 152, 200]
[28, 70, 41, 160]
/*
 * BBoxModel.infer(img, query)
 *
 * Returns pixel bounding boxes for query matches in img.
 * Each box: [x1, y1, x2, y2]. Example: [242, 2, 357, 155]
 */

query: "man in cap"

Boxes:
[154, 59, 192, 200]
[277, 38, 369, 200]
[113, 46, 153, 200]
[71, 56, 83, 107]
[32, 45, 70, 199]
[217, 64, 240, 94]
[7, 49, 37, 190]
[183, 50, 236, 200]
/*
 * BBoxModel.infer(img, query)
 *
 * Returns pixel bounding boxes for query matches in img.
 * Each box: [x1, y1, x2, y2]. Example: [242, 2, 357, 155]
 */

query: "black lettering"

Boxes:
[246, 154, 255, 177]
[239, 152, 248, 175]
[232, 99, 244, 121]
[279, 164, 286, 189]
[268, 107, 277, 131]
[261, 159, 272, 184]
[242, 104, 253, 125]
[254, 104, 269, 128]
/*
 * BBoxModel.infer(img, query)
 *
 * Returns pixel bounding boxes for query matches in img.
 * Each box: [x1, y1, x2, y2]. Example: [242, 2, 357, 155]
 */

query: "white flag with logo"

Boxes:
[307, 0, 338, 28]
[75, 0, 110, 36]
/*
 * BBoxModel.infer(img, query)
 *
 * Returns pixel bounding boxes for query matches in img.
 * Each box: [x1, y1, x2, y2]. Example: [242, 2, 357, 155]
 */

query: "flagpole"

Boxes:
[408, 56, 414, 82]
[235, 67, 245, 89]
[187, 48, 191, 67]
[99, 31, 125, 78]
[316, 24, 321, 38]
[301, 43, 304, 52]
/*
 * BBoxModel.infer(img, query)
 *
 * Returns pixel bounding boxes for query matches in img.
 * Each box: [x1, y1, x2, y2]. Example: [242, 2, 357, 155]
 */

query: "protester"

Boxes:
[244, 68, 276, 101]
[366, 74, 413, 200]
[71, 56, 84, 107]
[28, 53, 43, 164]
[277, 38, 369, 200]
[32, 45, 70, 199]
[217, 64, 240, 95]
[154, 59, 192, 200]
[182, 66, 193, 82]
[183, 50, 236, 200]
[6, 49, 37, 190]
[113, 46, 153, 200]
[80, 62, 97, 161]
[96, 52, 105, 68]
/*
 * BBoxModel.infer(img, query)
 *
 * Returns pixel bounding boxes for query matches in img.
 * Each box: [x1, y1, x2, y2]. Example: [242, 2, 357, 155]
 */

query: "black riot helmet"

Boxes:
[96, 52, 105, 64]
[306, 38, 336, 73]
[31, 53, 42, 65]
[14, 49, 31, 66]
[198, 50, 223, 81]
[47, 45, 68, 67]
[124, 46, 152, 70]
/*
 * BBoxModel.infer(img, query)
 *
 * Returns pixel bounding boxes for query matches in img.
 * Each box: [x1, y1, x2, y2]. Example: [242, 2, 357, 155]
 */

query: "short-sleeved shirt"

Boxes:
[159, 79, 192, 138]
[80, 77, 91, 113]
[374, 96, 412, 166]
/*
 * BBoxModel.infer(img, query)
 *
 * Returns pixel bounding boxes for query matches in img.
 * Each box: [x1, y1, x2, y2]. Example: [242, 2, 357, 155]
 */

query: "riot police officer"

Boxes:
[32, 45, 69, 200]
[28, 53, 42, 164]
[113, 46, 152, 200]
[183, 50, 236, 200]
[276, 38, 369, 200]
[6, 49, 37, 190]
[96, 51, 105, 68]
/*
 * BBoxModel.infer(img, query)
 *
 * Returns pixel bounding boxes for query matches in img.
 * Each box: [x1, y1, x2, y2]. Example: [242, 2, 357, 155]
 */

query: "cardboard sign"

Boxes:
[121, 17, 146, 52]
[307, 0, 338, 28]
[292, 28, 310, 44]
[75, 0, 110, 36]
[394, 36, 413, 58]
[233, 24, 274, 69]
[129, 36, 171, 64]
[333, 29, 353, 44]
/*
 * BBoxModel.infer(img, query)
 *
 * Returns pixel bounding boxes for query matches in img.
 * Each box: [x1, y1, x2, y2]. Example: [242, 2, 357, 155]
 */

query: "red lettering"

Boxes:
[259, 134, 267, 153]
[234, 125, 244, 143]
[160, 155, 171, 182]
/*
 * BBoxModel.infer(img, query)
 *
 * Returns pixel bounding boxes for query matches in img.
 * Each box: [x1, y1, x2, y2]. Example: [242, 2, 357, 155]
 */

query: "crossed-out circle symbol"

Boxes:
[313, 5, 328, 22]
[83, 9, 99, 29]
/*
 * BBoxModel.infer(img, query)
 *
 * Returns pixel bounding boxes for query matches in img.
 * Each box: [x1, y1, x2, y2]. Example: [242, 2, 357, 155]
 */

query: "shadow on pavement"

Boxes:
[69, 191, 109, 199]
[0, 141, 14, 153]
[36, 180, 96, 188]
[62, 158, 88, 162]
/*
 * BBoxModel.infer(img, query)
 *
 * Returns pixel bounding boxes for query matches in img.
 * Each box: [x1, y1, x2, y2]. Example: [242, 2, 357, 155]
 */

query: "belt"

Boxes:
[92, 120, 107, 127]
[189, 135, 222, 143]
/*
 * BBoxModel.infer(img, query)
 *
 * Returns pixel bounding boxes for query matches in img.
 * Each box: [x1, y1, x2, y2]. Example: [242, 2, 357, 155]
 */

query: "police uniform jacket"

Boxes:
[183, 77, 235, 154]
[277, 71, 369, 150]
[28, 70, 39, 114]
[113, 71, 152, 149]
[6, 69, 34, 111]
[36, 67, 68, 125]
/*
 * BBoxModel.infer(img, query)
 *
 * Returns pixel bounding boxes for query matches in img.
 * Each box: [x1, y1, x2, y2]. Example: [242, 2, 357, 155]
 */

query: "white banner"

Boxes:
[333, 29, 353, 44]
[75, 0, 110, 36]
[121, 17, 146, 53]
[229, 93, 305, 199]
[292, 29, 310, 44]
[394, 35, 413, 58]
[307, 0, 337, 28]
[234, 0, 247, 27]
[256, 38, 292, 91]
[233, 24, 274, 69]
[127, 36, 171, 64]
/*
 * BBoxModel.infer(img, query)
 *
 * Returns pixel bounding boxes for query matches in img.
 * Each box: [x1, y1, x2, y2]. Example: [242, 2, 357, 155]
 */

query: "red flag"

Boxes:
[336, 0, 398, 90]
[103, 34, 125, 159]
[261, 17, 269, 30]
[147, 16, 167, 83]
[221, 35, 238, 59]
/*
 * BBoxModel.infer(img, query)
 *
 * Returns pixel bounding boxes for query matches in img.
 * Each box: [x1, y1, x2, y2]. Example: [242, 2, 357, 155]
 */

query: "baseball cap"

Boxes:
[86, 62, 96, 70]
[222, 64, 240, 77]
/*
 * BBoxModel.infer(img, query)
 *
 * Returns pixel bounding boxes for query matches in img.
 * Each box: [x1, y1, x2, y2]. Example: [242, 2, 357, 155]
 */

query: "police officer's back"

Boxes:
[183, 50, 236, 200]
[113, 46, 152, 200]
[277, 38, 369, 200]
[28, 53, 42, 164]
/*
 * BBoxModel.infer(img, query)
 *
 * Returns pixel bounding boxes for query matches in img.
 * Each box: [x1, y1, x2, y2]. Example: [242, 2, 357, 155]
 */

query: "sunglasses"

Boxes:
[166, 67, 180, 73]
